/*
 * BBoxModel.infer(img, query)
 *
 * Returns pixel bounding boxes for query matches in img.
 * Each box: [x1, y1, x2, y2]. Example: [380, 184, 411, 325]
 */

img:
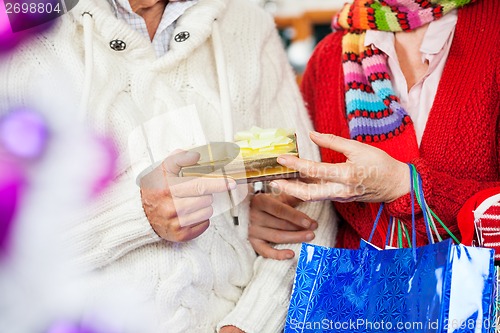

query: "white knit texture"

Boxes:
[0, 0, 338, 331]
[107, 0, 198, 57]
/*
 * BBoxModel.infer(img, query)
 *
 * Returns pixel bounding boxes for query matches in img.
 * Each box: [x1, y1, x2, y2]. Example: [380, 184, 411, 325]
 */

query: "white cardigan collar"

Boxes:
[69, 0, 227, 69]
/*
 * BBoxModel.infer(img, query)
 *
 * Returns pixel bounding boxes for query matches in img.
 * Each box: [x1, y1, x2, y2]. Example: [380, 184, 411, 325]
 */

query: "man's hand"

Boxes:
[249, 192, 317, 260]
[140, 150, 236, 242]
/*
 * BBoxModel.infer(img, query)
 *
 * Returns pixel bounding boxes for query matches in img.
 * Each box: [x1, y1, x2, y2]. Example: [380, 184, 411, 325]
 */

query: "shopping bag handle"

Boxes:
[384, 217, 393, 247]
[368, 164, 419, 247]
[369, 164, 459, 248]
[412, 164, 432, 245]
[368, 203, 385, 244]
[411, 164, 460, 244]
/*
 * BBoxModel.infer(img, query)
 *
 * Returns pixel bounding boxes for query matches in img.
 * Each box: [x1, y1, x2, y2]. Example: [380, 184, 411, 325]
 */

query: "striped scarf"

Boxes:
[333, 0, 474, 154]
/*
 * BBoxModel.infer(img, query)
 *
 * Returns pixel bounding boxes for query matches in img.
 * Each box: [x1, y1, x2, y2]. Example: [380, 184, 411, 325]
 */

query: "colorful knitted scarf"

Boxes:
[333, 0, 475, 160]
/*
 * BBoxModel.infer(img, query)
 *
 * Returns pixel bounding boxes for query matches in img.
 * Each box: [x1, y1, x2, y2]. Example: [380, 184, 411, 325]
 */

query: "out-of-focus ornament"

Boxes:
[0, 159, 24, 253]
[0, 107, 49, 160]
[7, 0, 59, 33]
[46, 321, 118, 333]
[287, 37, 315, 73]
[0, 106, 48, 253]
[0, 0, 22, 53]
[0, 68, 146, 333]
[0, 0, 61, 54]
[91, 135, 118, 197]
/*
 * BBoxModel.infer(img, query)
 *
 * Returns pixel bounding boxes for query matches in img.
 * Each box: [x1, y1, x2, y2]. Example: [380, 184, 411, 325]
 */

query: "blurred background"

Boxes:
[253, 0, 347, 82]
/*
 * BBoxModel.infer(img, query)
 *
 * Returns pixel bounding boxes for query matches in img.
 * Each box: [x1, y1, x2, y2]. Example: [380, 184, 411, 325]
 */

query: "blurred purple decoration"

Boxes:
[0, 107, 49, 160]
[6, 0, 59, 33]
[92, 136, 118, 196]
[0, 0, 57, 54]
[0, 160, 24, 253]
[0, 0, 21, 53]
[46, 321, 115, 333]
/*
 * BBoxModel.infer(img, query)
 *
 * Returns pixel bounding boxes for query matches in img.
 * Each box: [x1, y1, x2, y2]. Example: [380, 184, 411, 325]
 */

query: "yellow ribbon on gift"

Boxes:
[234, 126, 297, 158]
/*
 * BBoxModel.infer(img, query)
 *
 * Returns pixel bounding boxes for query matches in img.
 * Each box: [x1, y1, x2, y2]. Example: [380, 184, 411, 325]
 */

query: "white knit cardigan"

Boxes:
[0, 0, 337, 332]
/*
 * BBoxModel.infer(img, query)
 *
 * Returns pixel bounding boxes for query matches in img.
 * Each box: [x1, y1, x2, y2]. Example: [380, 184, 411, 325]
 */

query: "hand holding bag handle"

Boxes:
[285, 164, 495, 333]
[368, 164, 459, 250]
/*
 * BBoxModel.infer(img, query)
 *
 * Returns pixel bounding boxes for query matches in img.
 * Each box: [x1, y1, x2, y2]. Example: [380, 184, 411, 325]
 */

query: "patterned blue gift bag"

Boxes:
[285, 165, 496, 333]
[491, 266, 500, 333]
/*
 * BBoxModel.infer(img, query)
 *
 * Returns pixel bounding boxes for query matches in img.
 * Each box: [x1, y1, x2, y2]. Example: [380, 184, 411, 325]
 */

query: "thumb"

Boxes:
[309, 131, 359, 157]
[164, 150, 201, 176]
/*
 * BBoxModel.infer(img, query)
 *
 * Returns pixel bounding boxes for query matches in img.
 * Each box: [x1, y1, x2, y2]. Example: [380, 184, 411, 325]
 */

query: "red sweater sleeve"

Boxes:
[386, 1, 500, 239]
[387, 158, 500, 238]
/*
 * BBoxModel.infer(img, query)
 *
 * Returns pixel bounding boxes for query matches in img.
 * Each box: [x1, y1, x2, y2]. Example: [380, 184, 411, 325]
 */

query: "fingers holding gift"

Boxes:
[141, 178, 226, 241]
[169, 176, 236, 197]
[140, 150, 236, 242]
[276, 155, 361, 186]
[139, 150, 201, 189]
[176, 205, 214, 228]
[309, 131, 361, 156]
[163, 150, 201, 176]
[270, 180, 362, 202]
[273, 131, 411, 203]
[276, 155, 333, 182]
[172, 195, 214, 216]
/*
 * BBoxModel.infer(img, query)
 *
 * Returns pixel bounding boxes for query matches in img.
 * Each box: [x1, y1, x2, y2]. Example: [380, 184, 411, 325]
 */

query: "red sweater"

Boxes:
[301, 0, 500, 249]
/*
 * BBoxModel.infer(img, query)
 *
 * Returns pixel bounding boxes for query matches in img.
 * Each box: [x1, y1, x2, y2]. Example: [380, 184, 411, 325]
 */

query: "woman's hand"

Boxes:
[140, 150, 236, 242]
[270, 132, 410, 203]
[249, 192, 317, 260]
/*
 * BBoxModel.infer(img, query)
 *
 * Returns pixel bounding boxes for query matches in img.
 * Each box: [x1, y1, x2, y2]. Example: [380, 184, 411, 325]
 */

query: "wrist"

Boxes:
[388, 162, 411, 202]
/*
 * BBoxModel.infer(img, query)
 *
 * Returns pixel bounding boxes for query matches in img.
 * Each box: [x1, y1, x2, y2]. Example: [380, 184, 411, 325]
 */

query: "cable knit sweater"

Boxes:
[0, 0, 337, 332]
[302, 0, 499, 249]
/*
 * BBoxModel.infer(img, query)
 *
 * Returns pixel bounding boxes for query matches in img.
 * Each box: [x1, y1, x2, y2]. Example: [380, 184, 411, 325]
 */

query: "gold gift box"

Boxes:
[179, 127, 299, 183]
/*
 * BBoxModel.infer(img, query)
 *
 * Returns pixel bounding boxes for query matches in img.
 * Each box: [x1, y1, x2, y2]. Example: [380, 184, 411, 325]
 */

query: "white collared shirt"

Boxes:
[365, 10, 458, 145]
[107, 0, 198, 57]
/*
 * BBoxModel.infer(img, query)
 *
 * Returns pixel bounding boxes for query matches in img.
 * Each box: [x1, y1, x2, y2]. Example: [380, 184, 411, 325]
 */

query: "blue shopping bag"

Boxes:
[285, 165, 496, 333]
